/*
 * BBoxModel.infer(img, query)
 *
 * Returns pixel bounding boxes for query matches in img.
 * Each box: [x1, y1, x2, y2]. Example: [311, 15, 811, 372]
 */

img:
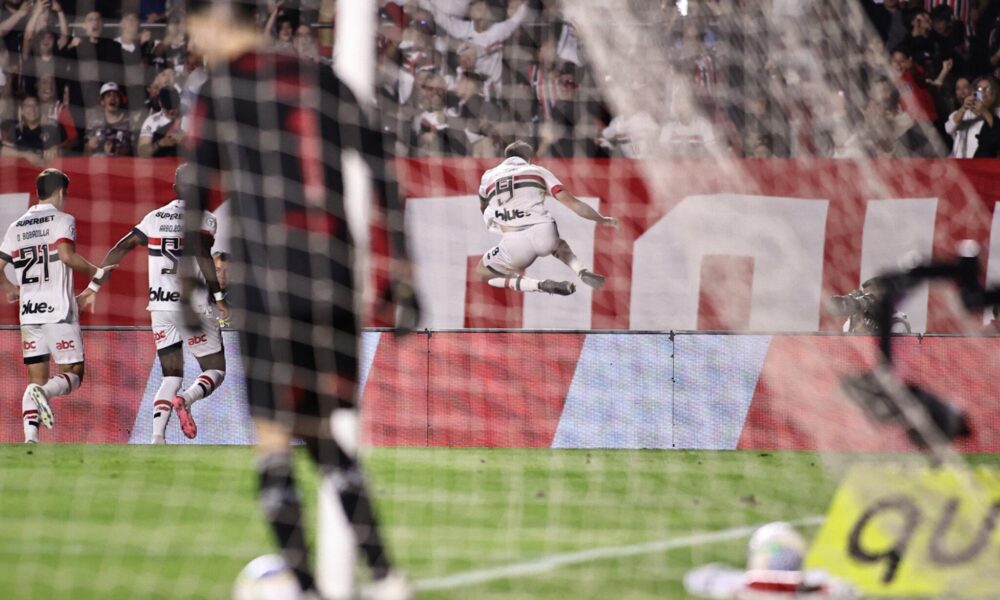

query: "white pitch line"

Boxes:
[414, 515, 827, 592]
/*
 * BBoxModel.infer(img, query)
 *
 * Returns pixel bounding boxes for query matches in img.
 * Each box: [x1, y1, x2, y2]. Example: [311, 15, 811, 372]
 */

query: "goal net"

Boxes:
[0, 0, 997, 598]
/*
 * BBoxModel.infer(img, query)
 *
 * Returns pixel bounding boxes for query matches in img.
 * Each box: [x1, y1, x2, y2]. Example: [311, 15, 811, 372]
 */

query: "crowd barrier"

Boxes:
[3, 158, 1000, 331]
[1, 329, 997, 452]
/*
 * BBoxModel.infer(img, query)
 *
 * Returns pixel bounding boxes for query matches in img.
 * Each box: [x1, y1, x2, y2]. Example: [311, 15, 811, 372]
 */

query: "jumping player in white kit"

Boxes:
[477, 140, 619, 295]
[0, 169, 115, 443]
[80, 164, 228, 443]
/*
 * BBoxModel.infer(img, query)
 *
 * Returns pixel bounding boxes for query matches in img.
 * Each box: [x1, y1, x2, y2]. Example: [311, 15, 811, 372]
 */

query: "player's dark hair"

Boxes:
[186, 0, 258, 24]
[505, 140, 534, 162]
[36, 168, 69, 199]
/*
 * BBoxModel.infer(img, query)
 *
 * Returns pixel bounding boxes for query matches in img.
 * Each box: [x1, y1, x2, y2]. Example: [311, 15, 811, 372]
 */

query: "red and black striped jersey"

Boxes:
[182, 50, 406, 319]
[478, 156, 564, 232]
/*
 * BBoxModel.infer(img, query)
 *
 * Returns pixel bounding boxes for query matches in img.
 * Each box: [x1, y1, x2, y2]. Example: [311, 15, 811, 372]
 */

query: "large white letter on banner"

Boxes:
[631, 194, 829, 331]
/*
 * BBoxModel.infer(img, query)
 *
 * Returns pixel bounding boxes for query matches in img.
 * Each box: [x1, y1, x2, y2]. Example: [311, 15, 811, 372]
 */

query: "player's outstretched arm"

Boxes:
[76, 231, 140, 310]
[56, 241, 118, 278]
[554, 189, 620, 229]
[56, 241, 118, 313]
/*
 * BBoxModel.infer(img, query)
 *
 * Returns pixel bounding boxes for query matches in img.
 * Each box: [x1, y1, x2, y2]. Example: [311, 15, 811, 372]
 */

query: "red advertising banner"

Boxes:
[2, 329, 997, 452]
[1, 158, 998, 331]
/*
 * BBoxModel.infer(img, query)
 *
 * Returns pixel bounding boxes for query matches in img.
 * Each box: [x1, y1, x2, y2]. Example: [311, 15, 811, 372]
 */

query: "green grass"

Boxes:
[1, 446, 996, 599]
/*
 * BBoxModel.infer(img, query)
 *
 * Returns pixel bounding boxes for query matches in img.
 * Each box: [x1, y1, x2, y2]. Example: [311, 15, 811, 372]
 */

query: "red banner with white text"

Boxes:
[1, 158, 998, 330]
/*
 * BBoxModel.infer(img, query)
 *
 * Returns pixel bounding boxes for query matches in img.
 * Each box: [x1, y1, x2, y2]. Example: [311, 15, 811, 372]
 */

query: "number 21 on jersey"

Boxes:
[16, 244, 50, 284]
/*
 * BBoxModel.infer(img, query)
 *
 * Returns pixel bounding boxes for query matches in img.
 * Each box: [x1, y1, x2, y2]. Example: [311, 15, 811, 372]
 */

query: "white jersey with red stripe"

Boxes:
[0, 203, 78, 325]
[133, 199, 217, 312]
[478, 156, 565, 233]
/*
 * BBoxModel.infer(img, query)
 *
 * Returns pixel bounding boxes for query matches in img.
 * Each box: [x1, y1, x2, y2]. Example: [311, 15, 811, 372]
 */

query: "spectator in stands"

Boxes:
[65, 10, 123, 120]
[902, 9, 935, 73]
[1, 94, 62, 165]
[419, 0, 528, 100]
[116, 12, 154, 122]
[863, 0, 908, 51]
[538, 62, 605, 158]
[177, 49, 206, 118]
[891, 43, 946, 124]
[446, 70, 501, 156]
[143, 66, 175, 116]
[0, 0, 30, 54]
[399, 8, 441, 83]
[945, 76, 982, 157]
[84, 81, 134, 156]
[20, 1, 70, 98]
[150, 17, 186, 73]
[737, 87, 790, 158]
[446, 42, 480, 93]
[527, 35, 558, 124]
[971, 76, 1000, 157]
[137, 86, 181, 157]
[929, 5, 967, 72]
[35, 73, 74, 148]
[274, 16, 296, 53]
[293, 24, 329, 65]
[865, 76, 935, 157]
[21, 0, 69, 57]
[658, 87, 723, 159]
[673, 20, 717, 96]
[411, 72, 455, 156]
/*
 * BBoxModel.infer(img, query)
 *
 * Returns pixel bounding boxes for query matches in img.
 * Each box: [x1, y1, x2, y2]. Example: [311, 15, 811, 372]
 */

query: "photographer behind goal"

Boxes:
[829, 276, 912, 334]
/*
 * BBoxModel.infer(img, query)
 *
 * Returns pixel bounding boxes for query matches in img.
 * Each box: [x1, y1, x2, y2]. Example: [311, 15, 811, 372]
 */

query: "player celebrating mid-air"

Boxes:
[0, 169, 114, 443]
[477, 140, 619, 295]
[79, 164, 228, 444]
[182, 2, 420, 599]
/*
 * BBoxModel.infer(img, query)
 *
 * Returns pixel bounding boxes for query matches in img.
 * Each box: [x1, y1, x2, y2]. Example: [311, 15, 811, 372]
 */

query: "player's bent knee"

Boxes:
[198, 351, 226, 372]
[157, 343, 184, 376]
[61, 362, 85, 383]
[476, 261, 494, 282]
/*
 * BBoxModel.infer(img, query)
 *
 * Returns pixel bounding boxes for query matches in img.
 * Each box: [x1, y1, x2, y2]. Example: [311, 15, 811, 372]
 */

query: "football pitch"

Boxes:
[2, 446, 996, 599]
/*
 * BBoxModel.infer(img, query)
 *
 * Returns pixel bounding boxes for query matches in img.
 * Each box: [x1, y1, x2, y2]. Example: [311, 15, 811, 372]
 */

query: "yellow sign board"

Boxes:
[805, 464, 1000, 597]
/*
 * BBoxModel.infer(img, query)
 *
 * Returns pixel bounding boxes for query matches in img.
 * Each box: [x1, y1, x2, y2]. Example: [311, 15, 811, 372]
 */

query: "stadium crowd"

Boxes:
[4, 0, 1000, 163]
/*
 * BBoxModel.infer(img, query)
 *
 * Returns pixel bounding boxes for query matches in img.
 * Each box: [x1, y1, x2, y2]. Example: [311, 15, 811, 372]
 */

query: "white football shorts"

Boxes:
[21, 321, 84, 365]
[482, 222, 560, 275]
[150, 309, 223, 358]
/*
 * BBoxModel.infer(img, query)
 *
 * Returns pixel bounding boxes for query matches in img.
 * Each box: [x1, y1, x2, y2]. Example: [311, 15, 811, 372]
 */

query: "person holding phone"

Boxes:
[971, 76, 1000, 157]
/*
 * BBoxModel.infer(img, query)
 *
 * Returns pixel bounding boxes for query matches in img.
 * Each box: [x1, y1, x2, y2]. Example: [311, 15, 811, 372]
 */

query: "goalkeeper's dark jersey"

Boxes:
[184, 50, 402, 322]
[182, 49, 402, 418]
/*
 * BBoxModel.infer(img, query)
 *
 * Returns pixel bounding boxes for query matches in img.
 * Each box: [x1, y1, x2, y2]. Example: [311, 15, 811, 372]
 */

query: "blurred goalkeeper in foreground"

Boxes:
[181, 2, 419, 598]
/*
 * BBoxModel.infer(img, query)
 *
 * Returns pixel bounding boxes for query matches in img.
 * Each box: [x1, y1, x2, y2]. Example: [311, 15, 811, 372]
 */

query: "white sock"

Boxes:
[41, 372, 81, 398]
[178, 369, 224, 405]
[488, 276, 540, 292]
[22, 391, 38, 443]
[316, 474, 357, 600]
[152, 376, 183, 441]
[566, 256, 585, 274]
